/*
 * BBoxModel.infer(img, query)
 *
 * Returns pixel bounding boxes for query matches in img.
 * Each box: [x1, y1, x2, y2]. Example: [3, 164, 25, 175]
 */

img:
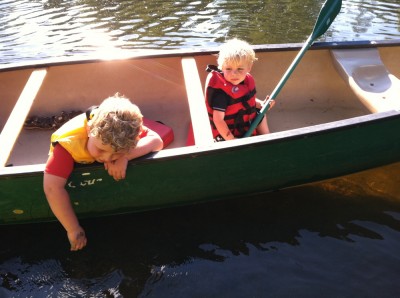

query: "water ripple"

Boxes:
[0, 0, 399, 63]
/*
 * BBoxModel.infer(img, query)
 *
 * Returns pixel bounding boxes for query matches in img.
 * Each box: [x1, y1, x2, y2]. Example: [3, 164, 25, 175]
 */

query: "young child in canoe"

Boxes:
[43, 93, 163, 251]
[205, 38, 274, 141]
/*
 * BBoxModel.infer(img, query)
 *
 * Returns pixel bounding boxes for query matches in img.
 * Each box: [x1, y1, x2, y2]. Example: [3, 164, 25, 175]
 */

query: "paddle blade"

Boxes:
[311, 0, 342, 40]
[243, 0, 342, 138]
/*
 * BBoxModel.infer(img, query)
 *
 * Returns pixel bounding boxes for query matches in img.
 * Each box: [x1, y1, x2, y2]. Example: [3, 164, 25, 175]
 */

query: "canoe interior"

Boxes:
[1, 42, 400, 167]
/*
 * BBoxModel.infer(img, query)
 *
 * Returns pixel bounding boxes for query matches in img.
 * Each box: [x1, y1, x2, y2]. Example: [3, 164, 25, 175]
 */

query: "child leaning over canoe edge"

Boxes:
[43, 93, 163, 251]
[205, 38, 275, 141]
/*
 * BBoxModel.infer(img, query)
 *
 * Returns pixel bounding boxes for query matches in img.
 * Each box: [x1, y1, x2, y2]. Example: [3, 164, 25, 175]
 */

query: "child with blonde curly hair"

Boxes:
[205, 38, 274, 141]
[44, 93, 163, 251]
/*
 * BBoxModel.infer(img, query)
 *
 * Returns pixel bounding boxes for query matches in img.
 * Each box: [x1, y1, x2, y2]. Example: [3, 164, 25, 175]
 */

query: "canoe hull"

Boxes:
[1, 110, 399, 224]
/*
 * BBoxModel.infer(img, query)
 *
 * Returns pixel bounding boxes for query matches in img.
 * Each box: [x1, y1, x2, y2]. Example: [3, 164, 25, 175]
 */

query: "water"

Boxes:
[1, 0, 400, 297]
[0, 0, 399, 64]
[1, 170, 400, 297]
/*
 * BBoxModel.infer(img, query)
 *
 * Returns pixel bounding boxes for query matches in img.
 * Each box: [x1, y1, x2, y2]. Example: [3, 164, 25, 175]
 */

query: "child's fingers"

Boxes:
[112, 171, 125, 181]
[68, 229, 87, 251]
[269, 99, 276, 108]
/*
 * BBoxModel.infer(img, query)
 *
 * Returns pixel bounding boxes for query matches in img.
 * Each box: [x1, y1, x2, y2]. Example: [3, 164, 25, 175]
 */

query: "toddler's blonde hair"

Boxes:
[88, 93, 143, 152]
[217, 38, 257, 69]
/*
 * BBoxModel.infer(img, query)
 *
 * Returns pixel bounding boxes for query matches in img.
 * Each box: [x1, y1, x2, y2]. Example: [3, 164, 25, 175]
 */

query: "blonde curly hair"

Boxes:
[217, 38, 257, 69]
[88, 93, 143, 153]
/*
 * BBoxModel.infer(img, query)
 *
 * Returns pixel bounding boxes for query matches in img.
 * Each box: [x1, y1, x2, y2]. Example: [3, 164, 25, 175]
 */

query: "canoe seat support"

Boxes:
[181, 57, 213, 146]
[0, 68, 47, 167]
[331, 48, 400, 113]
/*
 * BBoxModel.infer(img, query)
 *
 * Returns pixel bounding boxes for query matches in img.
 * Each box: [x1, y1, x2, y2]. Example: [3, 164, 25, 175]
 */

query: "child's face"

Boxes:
[221, 60, 252, 85]
[87, 135, 125, 163]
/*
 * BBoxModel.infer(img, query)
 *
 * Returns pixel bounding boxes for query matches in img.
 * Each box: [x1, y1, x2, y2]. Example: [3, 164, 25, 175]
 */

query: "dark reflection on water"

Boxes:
[0, 0, 399, 64]
[1, 180, 400, 297]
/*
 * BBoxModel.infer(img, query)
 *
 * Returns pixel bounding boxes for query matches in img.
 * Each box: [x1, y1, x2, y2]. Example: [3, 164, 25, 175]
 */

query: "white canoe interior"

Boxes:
[1, 43, 400, 167]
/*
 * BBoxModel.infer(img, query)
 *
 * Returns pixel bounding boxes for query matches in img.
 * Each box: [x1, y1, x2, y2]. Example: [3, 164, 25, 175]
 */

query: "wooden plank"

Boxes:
[0, 68, 47, 167]
[181, 57, 213, 146]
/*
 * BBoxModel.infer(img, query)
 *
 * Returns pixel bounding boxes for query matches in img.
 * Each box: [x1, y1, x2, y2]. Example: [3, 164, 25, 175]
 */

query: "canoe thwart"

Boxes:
[331, 48, 400, 113]
[0, 68, 47, 168]
[181, 57, 213, 146]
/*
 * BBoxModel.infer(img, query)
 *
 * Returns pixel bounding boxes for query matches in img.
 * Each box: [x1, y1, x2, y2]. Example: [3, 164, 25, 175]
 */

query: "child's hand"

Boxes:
[256, 96, 275, 110]
[68, 226, 87, 251]
[255, 98, 263, 109]
[104, 157, 129, 181]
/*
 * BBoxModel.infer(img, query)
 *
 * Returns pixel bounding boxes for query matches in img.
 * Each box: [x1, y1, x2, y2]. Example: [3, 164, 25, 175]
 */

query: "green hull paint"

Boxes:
[2, 111, 400, 224]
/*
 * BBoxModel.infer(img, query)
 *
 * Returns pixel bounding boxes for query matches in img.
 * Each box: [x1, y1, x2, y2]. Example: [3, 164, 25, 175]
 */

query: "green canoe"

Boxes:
[1, 39, 400, 224]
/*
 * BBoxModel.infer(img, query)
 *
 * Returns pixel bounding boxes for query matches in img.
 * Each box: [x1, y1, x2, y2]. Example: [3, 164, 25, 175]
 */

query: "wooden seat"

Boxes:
[331, 48, 400, 113]
[0, 68, 47, 167]
[181, 57, 213, 146]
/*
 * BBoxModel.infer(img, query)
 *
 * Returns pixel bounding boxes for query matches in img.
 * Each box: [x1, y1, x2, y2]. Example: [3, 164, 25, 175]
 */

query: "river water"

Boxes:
[0, 0, 399, 64]
[1, 0, 400, 297]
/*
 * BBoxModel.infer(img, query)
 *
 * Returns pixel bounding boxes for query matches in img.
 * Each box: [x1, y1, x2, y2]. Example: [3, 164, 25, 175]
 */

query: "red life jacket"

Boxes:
[205, 65, 257, 138]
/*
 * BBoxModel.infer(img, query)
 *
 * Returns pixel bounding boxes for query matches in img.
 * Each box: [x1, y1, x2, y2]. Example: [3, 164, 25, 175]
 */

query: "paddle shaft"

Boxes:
[245, 36, 314, 136]
[244, 0, 342, 137]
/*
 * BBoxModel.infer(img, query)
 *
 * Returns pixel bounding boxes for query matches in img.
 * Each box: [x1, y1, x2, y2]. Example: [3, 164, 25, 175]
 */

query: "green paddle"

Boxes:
[244, 0, 342, 137]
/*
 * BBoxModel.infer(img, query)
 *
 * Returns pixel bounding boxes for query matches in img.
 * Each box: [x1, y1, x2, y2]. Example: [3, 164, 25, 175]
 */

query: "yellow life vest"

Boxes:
[49, 113, 95, 164]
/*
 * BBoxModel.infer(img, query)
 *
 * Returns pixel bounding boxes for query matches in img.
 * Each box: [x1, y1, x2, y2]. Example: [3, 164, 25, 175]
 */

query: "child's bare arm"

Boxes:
[213, 110, 234, 140]
[126, 127, 163, 160]
[43, 173, 87, 251]
[104, 127, 163, 180]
